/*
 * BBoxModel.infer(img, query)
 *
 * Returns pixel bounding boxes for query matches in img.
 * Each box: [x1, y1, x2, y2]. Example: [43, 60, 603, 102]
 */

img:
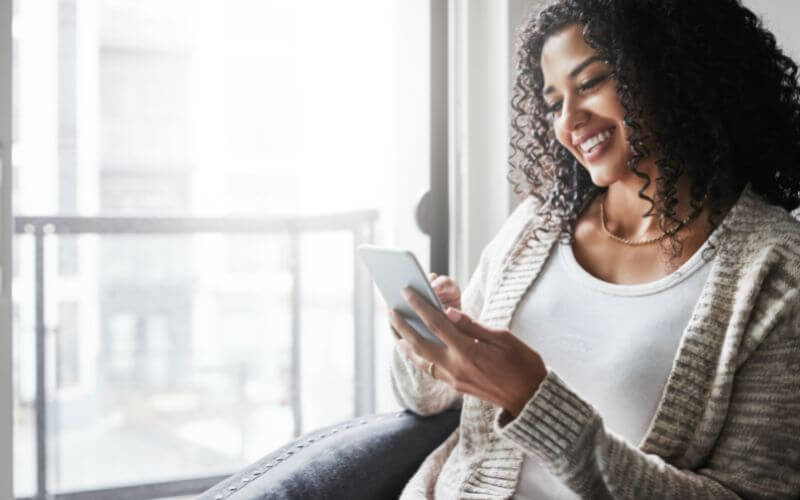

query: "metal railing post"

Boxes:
[353, 220, 376, 416]
[34, 225, 47, 500]
[289, 229, 302, 438]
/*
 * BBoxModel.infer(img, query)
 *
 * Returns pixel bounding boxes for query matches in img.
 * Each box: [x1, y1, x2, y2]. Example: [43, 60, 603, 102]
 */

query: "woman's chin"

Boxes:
[584, 162, 627, 188]
[587, 169, 615, 188]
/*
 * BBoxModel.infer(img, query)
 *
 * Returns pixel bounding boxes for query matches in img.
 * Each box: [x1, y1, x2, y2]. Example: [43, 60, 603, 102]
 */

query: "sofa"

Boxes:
[197, 408, 461, 500]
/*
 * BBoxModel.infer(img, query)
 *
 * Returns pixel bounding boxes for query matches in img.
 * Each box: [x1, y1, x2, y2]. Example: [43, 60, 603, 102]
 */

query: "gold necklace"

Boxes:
[599, 192, 700, 246]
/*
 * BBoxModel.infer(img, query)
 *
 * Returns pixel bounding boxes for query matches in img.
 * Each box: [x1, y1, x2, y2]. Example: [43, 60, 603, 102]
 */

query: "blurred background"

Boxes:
[3, 0, 799, 499]
[11, 0, 431, 497]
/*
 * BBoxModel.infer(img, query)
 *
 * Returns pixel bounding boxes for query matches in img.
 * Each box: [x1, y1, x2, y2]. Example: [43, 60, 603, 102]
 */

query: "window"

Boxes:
[11, 0, 435, 498]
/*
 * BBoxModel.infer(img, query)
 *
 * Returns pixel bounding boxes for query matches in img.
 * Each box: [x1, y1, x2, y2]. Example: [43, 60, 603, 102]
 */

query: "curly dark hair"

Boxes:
[508, 0, 800, 260]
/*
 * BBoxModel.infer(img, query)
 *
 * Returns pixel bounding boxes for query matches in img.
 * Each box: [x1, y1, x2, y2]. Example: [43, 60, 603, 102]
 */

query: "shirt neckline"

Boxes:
[558, 233, 714, 297]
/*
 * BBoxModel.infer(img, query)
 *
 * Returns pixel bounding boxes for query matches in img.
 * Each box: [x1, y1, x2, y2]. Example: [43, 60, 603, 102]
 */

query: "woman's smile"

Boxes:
[575, 126, 615, 163]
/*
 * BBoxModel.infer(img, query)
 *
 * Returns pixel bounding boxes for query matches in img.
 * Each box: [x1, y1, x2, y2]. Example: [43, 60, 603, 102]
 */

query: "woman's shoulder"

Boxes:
[735, 186, 800, 244]
[724, 186, 800, 281]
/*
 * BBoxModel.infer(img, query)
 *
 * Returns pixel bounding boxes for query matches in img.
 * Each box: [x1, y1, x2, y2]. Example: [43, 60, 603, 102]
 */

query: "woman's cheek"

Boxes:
[555, 130, 572, 156]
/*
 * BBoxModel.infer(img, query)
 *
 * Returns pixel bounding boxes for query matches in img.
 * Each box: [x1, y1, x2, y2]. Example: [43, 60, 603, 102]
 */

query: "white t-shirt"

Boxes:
[511, 238, 713, 499]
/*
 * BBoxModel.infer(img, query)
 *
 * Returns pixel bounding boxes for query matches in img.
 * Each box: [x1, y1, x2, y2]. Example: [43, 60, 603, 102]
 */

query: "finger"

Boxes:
[430, 276, 448, 289]
[402, 287, 465, 349]
[389, 308, 446, 365]
[387, 319, 401, 340]
[441, 302, 461, 312]
[428, 272, 439, 282]
[445, 308, 506, 345]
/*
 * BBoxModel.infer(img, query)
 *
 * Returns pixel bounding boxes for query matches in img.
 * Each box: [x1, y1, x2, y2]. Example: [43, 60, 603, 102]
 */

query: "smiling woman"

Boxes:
[388, 0, 800, 499]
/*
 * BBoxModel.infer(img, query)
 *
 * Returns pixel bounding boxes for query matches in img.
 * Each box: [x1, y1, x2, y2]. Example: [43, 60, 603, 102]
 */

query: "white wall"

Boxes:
[744, 0, 800, 61]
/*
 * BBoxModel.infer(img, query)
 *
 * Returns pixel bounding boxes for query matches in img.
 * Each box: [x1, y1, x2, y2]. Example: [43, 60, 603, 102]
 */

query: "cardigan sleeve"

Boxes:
[492, 295, 800, 499]
[389, 241, 492, 416]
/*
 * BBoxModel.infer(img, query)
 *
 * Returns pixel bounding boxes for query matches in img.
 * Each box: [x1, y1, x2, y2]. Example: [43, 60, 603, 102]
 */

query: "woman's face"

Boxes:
[540, 24, 633, 187]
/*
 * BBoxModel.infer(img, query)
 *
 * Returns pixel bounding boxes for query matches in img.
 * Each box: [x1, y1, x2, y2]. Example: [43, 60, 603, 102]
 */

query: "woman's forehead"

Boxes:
[540, 25, 599, 79]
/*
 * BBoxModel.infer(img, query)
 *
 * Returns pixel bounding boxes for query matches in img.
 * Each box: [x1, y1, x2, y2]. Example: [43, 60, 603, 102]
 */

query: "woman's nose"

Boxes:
[558, 97, 589, 132]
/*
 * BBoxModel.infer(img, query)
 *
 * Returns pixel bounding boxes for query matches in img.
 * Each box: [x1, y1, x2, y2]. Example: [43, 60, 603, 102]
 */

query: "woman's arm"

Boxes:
[493, 295, 800, 499]
[389, 195, 538, 416]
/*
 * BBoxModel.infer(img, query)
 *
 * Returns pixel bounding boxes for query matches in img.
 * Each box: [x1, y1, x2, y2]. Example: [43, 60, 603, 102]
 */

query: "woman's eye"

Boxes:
[578, 74, 607, 92]
[546, 100, 562, 114]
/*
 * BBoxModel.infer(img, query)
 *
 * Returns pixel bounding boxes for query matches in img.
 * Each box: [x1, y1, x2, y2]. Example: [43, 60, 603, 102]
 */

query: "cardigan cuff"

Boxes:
[492, 369, 597, 464]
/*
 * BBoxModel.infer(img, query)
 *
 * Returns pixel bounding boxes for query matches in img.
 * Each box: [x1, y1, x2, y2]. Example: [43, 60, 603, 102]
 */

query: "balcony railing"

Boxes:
[14, 211, 378, 500]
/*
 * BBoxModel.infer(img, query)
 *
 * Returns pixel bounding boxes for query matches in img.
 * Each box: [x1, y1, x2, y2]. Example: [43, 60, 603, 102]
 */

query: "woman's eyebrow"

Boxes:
[542, 55, 606, 96]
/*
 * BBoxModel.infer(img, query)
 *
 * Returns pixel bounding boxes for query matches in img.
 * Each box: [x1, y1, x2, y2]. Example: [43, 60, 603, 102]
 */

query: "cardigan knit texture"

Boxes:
[390, 184, 800, 499]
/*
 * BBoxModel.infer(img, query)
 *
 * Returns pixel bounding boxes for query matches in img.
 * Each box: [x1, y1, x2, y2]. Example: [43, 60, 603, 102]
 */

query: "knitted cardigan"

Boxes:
[390, 184, 800, 499]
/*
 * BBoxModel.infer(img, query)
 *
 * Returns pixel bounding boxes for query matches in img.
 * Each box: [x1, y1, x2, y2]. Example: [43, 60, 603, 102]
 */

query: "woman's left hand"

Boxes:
[390, 287, 548, 419]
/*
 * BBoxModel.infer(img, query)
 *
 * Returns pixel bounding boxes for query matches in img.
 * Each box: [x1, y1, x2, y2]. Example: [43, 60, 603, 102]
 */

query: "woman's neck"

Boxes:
[602, 172, 700, 241]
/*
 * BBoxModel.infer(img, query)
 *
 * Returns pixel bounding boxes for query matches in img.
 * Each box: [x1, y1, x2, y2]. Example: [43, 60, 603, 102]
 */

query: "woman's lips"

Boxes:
[582, 127, 615, 163]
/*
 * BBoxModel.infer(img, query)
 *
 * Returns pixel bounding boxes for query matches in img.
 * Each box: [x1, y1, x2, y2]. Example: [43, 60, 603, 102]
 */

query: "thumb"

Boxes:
[445, 307, 464, 323]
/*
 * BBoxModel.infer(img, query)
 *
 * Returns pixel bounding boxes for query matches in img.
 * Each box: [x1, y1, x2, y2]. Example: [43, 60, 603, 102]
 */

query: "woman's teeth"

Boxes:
[580, 129, 613, 153]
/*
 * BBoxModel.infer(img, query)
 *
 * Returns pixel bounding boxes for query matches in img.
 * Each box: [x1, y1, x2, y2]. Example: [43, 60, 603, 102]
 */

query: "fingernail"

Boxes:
[402, 287, 412, 299]
[446, 307, 461, 322]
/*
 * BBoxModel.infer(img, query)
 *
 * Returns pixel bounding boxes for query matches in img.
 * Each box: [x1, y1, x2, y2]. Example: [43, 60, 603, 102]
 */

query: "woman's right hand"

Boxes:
[389, 272, 462, 340]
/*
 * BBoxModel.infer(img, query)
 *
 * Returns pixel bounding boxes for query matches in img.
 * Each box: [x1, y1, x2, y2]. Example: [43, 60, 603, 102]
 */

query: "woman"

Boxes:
[388, 0, 800, 498]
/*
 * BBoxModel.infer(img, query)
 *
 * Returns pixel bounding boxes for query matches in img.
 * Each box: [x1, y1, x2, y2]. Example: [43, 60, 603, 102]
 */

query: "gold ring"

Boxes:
[427, 361, 435, 378]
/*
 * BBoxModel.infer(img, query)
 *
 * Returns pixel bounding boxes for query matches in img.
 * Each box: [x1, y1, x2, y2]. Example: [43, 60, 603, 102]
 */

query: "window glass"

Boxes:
[12, 0, 431, 495]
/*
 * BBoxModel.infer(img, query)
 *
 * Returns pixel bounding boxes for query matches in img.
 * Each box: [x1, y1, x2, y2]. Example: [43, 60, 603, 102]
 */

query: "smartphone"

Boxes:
[357, 244, 446, 347]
